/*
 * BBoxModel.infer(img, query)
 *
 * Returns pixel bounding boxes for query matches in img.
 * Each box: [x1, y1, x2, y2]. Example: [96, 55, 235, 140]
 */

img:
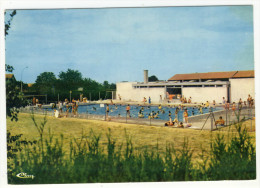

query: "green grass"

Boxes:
[7, 113, 256, 183]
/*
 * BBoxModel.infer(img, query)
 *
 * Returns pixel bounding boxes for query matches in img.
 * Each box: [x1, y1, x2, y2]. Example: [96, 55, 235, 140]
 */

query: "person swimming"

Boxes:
[199, 106, 203, 114]
[138, 110, 144, 118]
[154, 111, 159, 119]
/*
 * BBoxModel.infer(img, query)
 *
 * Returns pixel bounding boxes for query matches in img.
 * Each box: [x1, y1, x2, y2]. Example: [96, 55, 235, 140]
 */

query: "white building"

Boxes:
[116, 70, 255, 104]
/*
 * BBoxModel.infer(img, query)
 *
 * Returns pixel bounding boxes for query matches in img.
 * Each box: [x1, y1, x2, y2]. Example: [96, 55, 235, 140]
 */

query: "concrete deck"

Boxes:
[20, 105, 254, 131]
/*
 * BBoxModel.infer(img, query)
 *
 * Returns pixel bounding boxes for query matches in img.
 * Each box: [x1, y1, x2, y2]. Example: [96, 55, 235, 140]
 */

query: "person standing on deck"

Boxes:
[106, 104, 110, 120]
[159, 95, 163, 103]
[183, 109, 188, 123]
[126, 104, 131, 117]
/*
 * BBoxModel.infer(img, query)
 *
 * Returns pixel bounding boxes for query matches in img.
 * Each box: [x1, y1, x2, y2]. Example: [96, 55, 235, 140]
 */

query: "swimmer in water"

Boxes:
[199, 106, 203, 114]
[154, 111, 159, 119]
[138, 110, 144, 118]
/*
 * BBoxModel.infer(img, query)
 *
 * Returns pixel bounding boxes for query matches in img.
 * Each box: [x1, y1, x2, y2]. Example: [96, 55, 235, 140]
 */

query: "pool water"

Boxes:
[58, 104, 222, 122]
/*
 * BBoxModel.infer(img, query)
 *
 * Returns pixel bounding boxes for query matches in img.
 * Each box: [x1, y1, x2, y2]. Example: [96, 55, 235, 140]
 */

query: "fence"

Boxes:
[196, 105, 255, 131]
[19, 103, 255, 131]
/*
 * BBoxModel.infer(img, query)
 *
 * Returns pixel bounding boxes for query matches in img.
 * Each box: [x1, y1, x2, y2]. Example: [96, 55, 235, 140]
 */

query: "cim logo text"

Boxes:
[16, 172, 35, 179]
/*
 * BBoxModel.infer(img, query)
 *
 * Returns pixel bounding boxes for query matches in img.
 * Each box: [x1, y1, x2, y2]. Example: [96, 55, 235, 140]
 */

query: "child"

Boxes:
[215, 116, 225, 126]
[178, 122, 184, 128]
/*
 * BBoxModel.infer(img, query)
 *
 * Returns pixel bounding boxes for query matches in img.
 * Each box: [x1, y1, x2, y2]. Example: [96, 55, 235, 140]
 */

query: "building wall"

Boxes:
[116, 82, 137, 101]
[182, 87, 228, 104]
[229, 78, 255, 103]
[116, 82, 166, 102]
[116, 78, 255, 104]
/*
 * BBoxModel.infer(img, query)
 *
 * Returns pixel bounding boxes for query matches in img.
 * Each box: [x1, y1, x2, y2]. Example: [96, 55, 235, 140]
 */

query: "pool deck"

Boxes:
[41, 99, 221, 108]
[104, 107, 254, 130]
[22, 101, 255, 131]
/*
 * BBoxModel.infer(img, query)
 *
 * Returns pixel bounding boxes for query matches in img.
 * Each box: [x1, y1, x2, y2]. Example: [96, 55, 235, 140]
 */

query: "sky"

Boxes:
[5, 6, 254, 84]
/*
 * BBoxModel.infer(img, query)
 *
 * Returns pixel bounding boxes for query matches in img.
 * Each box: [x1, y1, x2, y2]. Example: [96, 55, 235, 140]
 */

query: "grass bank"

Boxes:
[7, 113, 255, 161]
[6, 113, 256, 183]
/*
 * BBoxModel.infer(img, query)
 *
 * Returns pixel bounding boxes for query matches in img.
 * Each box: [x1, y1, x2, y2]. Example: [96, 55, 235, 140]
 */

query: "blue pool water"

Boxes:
[56, 104, 222, 122]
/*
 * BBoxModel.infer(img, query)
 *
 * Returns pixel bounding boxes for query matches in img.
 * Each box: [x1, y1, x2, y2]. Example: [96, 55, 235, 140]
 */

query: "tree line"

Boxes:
[25, 69, 116, 103]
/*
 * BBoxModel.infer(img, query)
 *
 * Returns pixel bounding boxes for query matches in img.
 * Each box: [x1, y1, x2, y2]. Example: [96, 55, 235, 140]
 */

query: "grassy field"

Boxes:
[6, 112, 256, 183]
[7, 112, 255, 163]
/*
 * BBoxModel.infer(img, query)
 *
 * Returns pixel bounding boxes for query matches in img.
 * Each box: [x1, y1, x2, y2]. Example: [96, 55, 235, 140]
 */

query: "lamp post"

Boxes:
[21, 66, 28, 93]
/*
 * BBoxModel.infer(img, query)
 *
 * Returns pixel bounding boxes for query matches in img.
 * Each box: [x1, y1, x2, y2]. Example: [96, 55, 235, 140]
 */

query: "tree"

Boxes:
[34, 72, 57, 94]
[5, 10, 16, 36]
[56, 69, 84, 100]
[58, 69, 83, 84]
[148, 75, 159, 82]
[5, 10, 28, 121]
[35, 72, 56, 84]
[6, 68, 28, 121]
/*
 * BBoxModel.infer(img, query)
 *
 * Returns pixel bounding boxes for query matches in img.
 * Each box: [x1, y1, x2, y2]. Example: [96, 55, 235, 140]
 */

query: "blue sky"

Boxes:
[5, 6, 254, 84]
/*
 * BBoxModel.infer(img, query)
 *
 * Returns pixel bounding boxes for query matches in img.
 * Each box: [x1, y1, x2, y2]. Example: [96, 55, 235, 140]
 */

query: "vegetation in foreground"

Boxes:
[7, 114, 256, 184]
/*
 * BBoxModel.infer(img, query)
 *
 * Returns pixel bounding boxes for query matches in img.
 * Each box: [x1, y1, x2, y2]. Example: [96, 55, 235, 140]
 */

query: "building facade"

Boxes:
[116, 70, 255, 104]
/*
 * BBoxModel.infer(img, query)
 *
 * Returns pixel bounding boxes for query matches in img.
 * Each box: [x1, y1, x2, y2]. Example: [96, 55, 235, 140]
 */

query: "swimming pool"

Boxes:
[57, 104, 222, 122]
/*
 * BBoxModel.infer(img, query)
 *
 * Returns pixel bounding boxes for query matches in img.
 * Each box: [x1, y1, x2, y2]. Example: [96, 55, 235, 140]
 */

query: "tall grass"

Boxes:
[7, 117, 256, 184]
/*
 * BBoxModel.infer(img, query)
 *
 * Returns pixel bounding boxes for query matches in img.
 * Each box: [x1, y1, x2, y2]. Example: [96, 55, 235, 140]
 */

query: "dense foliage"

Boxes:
[5, 10, 16, 36]
[148, 75, 159, 82]
[28, 69, 116, 103]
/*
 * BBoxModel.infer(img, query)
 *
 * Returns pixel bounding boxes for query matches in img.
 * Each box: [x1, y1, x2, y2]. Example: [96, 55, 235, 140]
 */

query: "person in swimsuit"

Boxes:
[106, 104, 110, 120]
[126, 104, 131, 117]
[183, 109, 188, 123]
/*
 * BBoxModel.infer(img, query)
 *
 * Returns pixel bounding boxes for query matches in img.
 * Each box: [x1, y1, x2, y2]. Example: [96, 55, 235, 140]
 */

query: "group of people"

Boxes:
[164, 107, 192, 128]
[142, 97, 152, 105]
[180, 96, 192, 104]
[222, 94, 254, 114]
[54, 98, 79, 118]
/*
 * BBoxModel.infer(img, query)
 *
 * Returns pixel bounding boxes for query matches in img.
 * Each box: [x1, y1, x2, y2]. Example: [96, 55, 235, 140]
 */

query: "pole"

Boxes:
[105, 106, 106, 121]
[46, 94, 47, 104]
[99, 92, 100, 100]
[210, 113, 213, 131]
[149, 105, 151, 126]
[70, 91, 72, 102]
[250, 107, 252, 131]
[21, 66, 28, 93]
[226, 108, 228, 126]
[126, 109, 127, 123]
[58, 93, 59, 103]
